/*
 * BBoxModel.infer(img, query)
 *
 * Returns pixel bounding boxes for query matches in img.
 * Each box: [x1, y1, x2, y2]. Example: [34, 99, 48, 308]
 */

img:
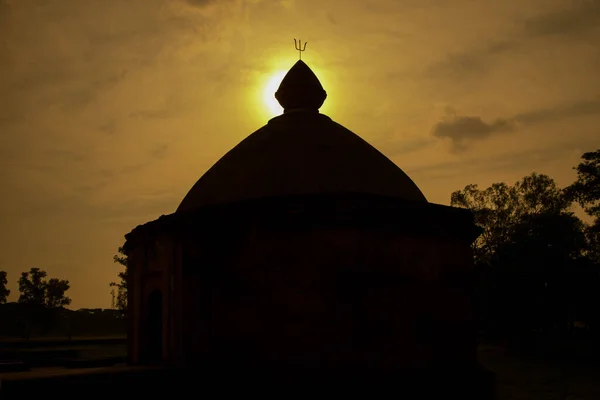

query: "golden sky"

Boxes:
[1, 0, 599, 309]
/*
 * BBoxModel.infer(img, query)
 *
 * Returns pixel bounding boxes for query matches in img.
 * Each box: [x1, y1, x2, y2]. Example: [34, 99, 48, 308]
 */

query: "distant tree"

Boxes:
[0, 270, 9, 304]
[18, 268, 71, 308]
[110, 246, 128, 312]
[567, 149, 600, 265]
[586, 221, 600, 265]
[450, 173, 570, 267]
[493, 212, 588, 334]
[451, 173, 587, 337]
[450, 182, 518, 267]
[512, 172, 571, 215]
[567, 149, 600, 218]
[45, 278, 72, 308]
[18, 268, 47, 306]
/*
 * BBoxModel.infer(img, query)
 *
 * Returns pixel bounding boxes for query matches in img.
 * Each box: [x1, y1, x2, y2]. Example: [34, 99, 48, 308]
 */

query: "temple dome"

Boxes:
[177, 61, 426, 213]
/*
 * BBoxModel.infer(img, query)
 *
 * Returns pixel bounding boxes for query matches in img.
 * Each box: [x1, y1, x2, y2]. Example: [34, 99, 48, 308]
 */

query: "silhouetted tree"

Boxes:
[18, 268, 48, 306]
[18, 268, 71, 308]
[451, 173, 589, 338]
[585, 221, 600, 265]
[0, 270, 9, 304]
[493, 212, 588, 336]
[17, 268, 71, 338]
[567, 148, 600, 265]
[110, 246, 128, 312]
[567, 149, 600, 218]
[451, 173, 569, 268]
[0, 304, 126, 339]
[451, 182, 518, 267]
[45, 278, 72, 308]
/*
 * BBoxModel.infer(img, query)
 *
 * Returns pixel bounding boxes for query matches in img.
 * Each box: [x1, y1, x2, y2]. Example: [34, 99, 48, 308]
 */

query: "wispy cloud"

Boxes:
[431, 97, 600, 151]
[408, 143, 578, 181]
[523, 0, 600, 37]
[426, 0, 600, 79]
[514, 97, 600, 125]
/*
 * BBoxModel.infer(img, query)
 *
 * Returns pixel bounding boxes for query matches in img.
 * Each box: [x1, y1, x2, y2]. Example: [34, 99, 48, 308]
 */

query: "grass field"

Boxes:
[0, 336, 127, 370]
[479, 345, 600, 399]
[0, 336, 125, 344]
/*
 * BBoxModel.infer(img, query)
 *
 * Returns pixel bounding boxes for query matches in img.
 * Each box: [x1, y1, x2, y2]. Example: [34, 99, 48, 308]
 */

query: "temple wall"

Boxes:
[171, 240, 184, 365]
[179, 226, 476, 369]
[126, 246, 144, 364]
[128, 236, 174, 365]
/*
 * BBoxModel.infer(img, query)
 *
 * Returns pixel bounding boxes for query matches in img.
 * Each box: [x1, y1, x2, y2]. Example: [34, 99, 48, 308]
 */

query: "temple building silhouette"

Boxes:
[123, 59, 483, 380]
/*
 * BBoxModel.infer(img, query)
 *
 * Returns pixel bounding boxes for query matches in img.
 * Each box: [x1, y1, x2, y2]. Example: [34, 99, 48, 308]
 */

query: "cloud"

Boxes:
[408, 144, 577, 182]
[0, 0, 10, 22]
[382, 137, 436, 158]
[326, 12, 337, 25]
[150, 144, 169, 160]
[185, 0, 217, 6]
[523, 0, 600, 37]
[432, 115, 516, 151]
[514, 97, 600, 125]
[427, 0, 600, 79]
[431, 97, 600, 151]
[426, 39, 515, 79]
[0, 0, 267, 228]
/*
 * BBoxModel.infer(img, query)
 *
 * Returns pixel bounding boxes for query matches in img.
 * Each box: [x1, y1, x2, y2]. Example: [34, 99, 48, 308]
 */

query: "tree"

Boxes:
[0, 271, 9, 304]
[567, 149, 600, 218]
[493, 212, 588, 334]
[110, 246, 128, 312]
[585, 221, 600, 265]
[567, 149, 600, 265]
[45, 278, 72, 308]
[450, 182, 518, 267]
[451, 173, 586, 337]
[18, 268, 47, 306]
[450, 173, 569, 267]
[18, 268, 71, 308]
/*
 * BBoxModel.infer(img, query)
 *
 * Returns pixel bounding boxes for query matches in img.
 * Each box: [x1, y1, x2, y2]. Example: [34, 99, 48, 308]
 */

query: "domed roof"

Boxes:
[177, 60, 426, 213]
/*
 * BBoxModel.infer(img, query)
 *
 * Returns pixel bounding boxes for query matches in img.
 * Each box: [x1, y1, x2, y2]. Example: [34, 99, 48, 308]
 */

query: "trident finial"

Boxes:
[294, 38, 307, 60]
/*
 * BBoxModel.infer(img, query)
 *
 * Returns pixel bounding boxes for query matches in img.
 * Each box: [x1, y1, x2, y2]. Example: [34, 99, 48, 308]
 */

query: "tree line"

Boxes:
[0, 268, 126, 339]
[0, 268, 72, 338]
[0, 267, 71, 307]
[451, 149, 600, 341]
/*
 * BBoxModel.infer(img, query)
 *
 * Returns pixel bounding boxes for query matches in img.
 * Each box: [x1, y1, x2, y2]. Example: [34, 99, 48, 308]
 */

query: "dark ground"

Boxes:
[1, 340, 600, 399]
[479, 344, 600, 399]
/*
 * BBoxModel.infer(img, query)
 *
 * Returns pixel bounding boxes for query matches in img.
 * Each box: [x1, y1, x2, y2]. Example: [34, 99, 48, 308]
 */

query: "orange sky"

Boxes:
[1, 0, 599, 309]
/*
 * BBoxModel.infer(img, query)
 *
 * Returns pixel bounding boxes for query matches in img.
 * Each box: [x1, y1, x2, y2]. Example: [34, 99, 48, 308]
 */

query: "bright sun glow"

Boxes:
[262, 70, 288, 117]
[256, 60, 334, 121]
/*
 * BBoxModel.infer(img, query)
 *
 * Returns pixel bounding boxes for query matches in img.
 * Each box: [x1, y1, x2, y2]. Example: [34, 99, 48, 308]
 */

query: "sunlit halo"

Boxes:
[262, 70, 287, 117]
[257, 61, 334, 121]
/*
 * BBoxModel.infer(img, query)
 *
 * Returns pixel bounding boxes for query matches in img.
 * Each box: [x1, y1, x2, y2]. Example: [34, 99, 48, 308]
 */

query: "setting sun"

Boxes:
[262, 70, 287, 117]
[259, 62, 335, 120]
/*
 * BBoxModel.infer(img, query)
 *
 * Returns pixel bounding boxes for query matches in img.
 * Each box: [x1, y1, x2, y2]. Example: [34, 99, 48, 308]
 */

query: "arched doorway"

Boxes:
[145, 289, 163, 364]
